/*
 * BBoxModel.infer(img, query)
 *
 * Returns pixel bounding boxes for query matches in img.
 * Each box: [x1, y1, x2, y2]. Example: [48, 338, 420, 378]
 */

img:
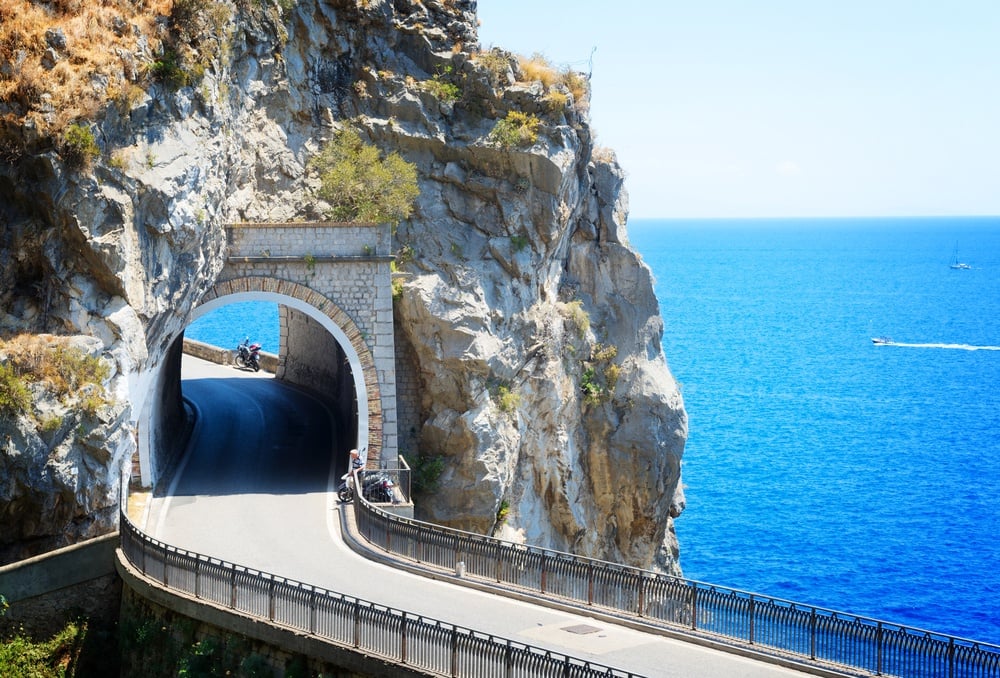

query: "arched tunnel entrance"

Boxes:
[137, 280, 390, 491]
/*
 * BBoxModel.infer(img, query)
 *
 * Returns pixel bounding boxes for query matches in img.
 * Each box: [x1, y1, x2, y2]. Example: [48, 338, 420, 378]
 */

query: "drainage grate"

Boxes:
[561, 624, 602, 635]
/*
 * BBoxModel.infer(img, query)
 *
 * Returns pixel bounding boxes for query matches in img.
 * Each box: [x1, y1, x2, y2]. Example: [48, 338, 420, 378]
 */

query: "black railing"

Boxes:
[118, 510, 642, 678]
[355, 497, 1000, 678]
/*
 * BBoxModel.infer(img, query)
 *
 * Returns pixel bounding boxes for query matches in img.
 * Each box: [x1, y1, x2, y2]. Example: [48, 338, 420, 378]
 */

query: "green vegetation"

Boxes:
[581, 343, 619, 406]
[61, 124, 100, 170]
[422, 67, 461, 103]
[510, 234, 529, 252]
[0, 616, 119, 677]
[149, 50, 191, 90]
[309, 129, 420, 225]
[410, 453, 446, 495]
[489, 111, 541, 149]
[0, 362, 31, 418]
[0, 334, 111, 420]
[581, 367, 601, 405]
[496, 499, 510, 524]
[495, 384, 520, 413]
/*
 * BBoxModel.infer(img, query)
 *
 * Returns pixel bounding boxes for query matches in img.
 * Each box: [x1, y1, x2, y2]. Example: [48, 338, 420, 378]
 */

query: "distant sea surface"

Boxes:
[187, 216, 1000, 644]
[186, 302, 279, 355]
[629, 216, 1000, 644]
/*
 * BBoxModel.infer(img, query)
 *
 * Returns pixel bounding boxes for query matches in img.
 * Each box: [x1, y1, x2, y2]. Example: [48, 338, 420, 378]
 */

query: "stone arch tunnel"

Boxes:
[134, 223, 398, 494]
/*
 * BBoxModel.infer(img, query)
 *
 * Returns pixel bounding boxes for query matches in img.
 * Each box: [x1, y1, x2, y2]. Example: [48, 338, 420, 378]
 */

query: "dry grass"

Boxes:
[516, 52, 590, 111]
[0, 333, 110, 400]
[0, 0, 171, 134]
[519, 53, 559, 88]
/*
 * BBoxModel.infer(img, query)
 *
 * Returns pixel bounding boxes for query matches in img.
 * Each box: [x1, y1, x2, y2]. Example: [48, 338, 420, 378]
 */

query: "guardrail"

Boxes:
[118, 510, 642, 678]
[354, 498, 1000, 678]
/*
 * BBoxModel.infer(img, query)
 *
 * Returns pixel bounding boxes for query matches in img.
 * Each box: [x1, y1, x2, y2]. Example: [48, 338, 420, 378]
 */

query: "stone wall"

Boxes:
[0, 533, 120, 640]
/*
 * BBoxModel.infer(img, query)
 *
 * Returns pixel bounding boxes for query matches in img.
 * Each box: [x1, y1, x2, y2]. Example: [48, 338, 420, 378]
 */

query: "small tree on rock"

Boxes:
[310, 129, 419, 225]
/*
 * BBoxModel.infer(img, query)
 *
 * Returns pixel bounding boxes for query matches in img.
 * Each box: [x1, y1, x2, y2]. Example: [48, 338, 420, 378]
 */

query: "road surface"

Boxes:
[143, 355, 824, 678]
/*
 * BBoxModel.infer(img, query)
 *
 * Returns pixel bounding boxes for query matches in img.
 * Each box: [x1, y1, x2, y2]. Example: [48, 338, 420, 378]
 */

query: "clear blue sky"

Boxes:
[476, 2, 1000, 219]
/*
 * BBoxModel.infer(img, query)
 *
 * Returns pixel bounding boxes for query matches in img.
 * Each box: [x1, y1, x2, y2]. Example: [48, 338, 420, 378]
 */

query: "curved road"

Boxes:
[144, 355, 818, 678]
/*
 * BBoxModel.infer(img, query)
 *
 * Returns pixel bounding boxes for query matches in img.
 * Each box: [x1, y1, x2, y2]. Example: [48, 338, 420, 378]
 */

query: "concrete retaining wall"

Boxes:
[183, 337, 279, 372]
[0, 533, 121, 638]
[117, 550, 428, 677]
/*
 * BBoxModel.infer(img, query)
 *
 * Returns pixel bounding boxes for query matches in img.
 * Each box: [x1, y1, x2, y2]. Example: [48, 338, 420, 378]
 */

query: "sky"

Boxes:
[476, 1, 1000, 219]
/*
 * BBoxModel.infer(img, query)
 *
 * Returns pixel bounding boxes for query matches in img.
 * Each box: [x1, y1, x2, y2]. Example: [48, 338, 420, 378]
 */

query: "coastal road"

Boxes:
[144, 355, 821, 678]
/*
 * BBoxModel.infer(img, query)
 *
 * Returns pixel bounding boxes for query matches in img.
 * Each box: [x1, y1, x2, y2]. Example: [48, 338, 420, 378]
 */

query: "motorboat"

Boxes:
[871, 336, 893, 345]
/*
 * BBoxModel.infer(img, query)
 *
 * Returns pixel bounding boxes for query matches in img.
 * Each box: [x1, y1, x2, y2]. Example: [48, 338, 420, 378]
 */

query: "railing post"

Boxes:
[875, 621, 883, 675]
[504, 640, 512, 678]
[309, 590, 317, 635]
[268, 578, 276, 621]
[948, 636, 955, 678]
[451, 626, 459, 678]
[353, 599, 361, 648]
[748, 594, 755, 645]
[540, 553, 547, 594]
[162, 543, 169, 586]
[689, 581, 698, 630]
[230, 568, 237, 609]
[194, 558, 200, 599]
[637, 573, 646, 617]
[810, 607, 818, 660]
[400, 612, 407, 664]
[587, 562, 594, 605]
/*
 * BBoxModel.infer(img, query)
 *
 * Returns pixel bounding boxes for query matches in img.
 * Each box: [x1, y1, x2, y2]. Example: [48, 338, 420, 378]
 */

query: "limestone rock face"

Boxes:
[0, 0, 686, 573]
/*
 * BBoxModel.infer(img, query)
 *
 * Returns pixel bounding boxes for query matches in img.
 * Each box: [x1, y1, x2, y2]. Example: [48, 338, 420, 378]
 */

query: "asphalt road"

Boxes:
[144, 355, 820, 678]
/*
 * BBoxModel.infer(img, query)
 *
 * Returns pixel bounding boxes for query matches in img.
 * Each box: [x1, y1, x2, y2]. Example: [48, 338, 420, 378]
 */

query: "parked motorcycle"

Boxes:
[338, 470, 395, 504]
[234, 337, 262, 372]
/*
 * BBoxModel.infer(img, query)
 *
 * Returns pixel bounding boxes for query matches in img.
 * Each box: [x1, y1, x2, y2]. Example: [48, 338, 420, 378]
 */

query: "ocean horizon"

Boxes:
[187, 214, 1000, 644]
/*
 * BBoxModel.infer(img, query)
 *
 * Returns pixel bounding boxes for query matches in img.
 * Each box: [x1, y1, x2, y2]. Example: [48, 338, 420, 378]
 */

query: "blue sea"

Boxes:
[629, 216, 1000, 645]
[187, 216, 1000, 644]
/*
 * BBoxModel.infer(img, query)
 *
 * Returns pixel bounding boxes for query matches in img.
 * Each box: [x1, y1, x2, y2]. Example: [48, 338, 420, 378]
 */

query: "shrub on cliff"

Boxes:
[310, 129, 420, 225]
[0, 334, 111, 419]
[489, 111, 541, 149]
[61, 123, 100, 170]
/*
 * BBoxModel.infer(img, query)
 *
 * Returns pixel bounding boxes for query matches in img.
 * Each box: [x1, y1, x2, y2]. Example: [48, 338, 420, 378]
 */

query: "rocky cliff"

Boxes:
[0, 0, 687, 573]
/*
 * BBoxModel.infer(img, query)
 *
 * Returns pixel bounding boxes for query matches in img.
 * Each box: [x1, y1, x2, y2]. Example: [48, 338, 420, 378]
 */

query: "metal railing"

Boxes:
[355, 498, 1000, 678]
[118, 511, 642, 678]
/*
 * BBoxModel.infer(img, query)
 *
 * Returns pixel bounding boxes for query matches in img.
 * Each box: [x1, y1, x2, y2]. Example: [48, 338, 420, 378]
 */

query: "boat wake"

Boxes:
[878, 342, 1000, 351]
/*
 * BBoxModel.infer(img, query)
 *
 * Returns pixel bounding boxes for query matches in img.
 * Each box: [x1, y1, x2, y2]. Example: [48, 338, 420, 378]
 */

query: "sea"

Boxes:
[186, 215, 1000, 645]
[629, 216, 1000, 645]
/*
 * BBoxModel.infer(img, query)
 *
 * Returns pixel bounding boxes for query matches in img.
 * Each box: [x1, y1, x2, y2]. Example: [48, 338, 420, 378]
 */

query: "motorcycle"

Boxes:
[234, 337, 262, 372]
[338, 470, 395, 504]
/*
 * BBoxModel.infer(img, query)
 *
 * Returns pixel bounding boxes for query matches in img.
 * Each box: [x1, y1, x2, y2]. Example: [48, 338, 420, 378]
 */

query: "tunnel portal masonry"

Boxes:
[136, 222, 398, 491]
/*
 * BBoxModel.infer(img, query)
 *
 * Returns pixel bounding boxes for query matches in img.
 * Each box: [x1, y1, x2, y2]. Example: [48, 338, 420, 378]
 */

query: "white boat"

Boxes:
[871, 336, 893, 345]
[950, 246, 971, 270]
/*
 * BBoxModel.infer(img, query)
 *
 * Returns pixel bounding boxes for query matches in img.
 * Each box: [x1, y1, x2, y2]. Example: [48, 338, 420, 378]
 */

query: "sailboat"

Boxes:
[950, 245, 971, 270]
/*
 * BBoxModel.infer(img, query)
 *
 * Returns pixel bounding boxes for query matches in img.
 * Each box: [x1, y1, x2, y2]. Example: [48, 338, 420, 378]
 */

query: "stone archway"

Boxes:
[194, 277, 384, 467]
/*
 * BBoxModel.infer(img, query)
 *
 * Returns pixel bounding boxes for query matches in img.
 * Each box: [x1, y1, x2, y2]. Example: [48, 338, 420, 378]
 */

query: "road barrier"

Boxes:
[354, 496, 1000, 678]
[118, 509, 642, 677]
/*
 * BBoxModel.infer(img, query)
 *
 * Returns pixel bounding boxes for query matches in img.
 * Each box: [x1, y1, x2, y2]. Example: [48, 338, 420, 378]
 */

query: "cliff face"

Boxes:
[0, 0, 686, 572]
